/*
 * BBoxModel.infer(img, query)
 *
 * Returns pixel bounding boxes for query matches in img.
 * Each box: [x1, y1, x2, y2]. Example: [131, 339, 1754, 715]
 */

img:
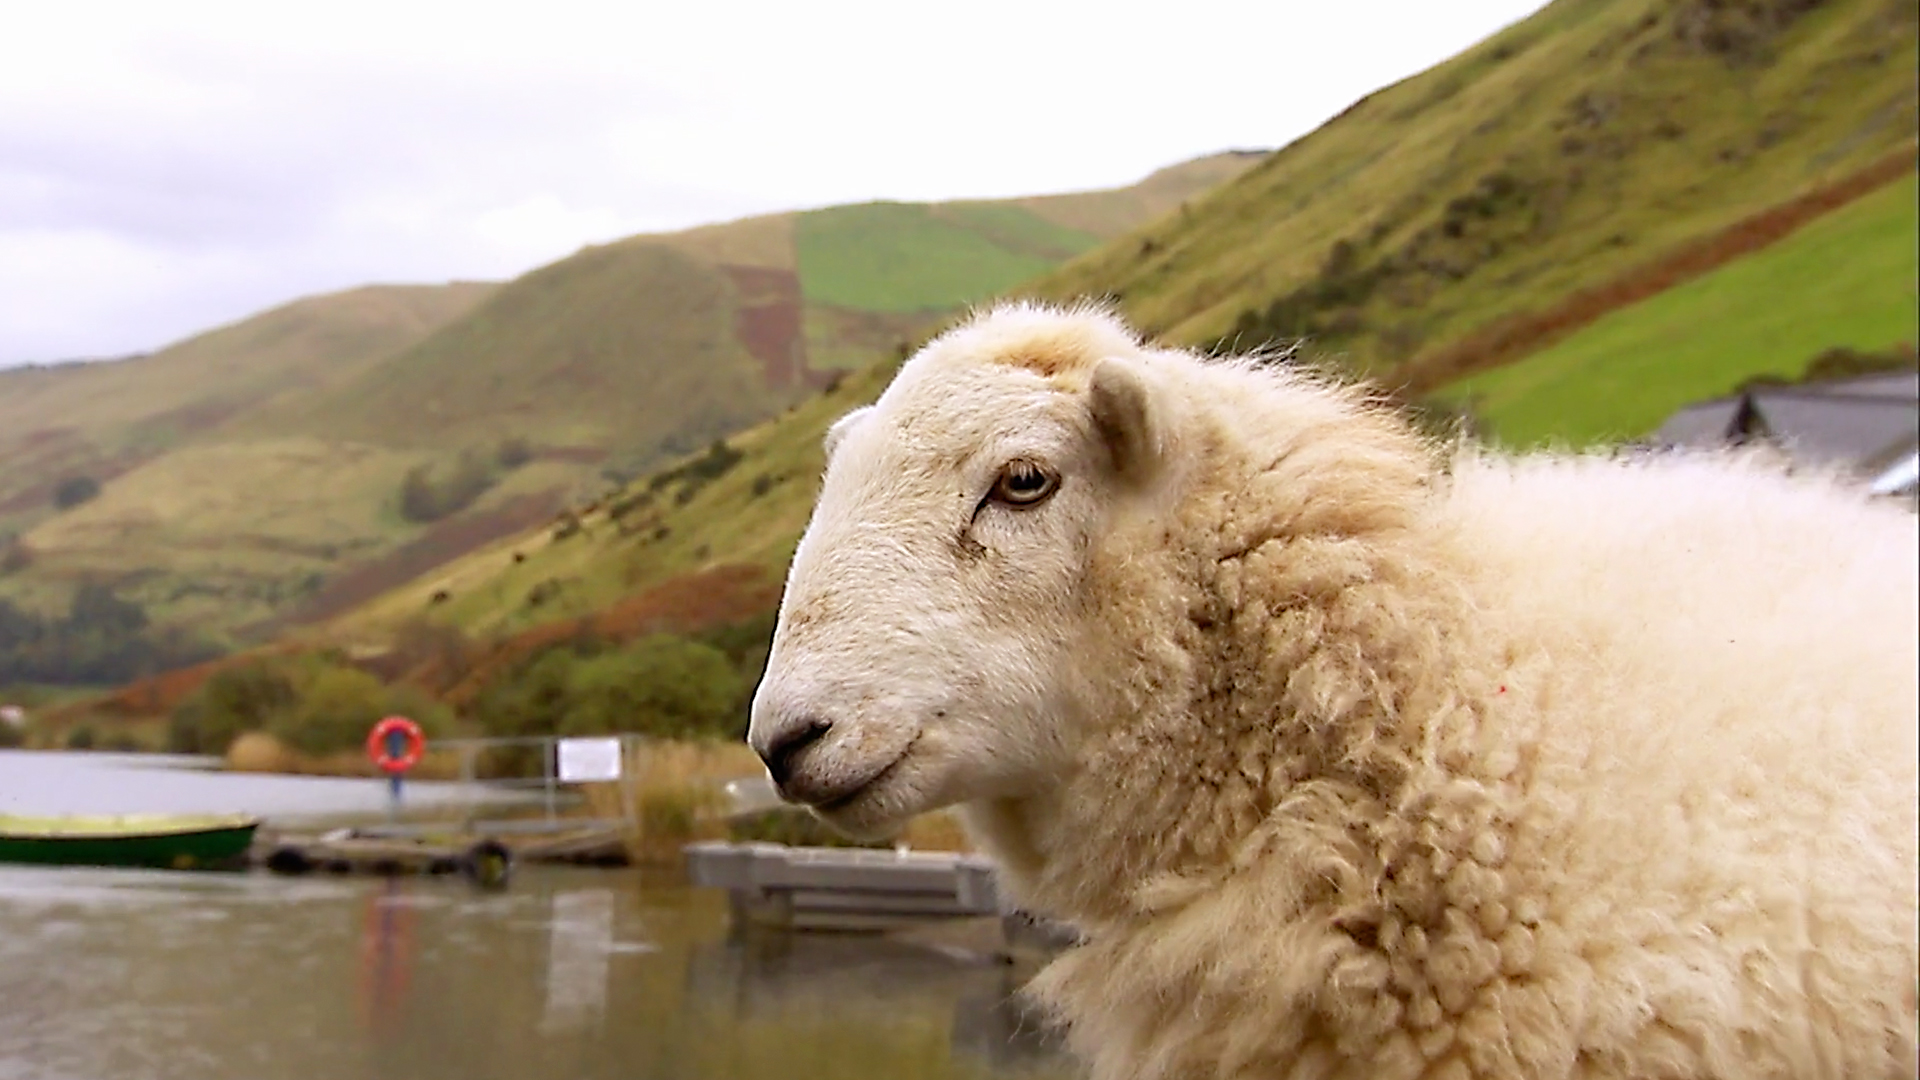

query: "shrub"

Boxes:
[169, 655, 448, 758]
[65, 725, 96, 750]
[467, 633, 748, 751]
[495, 436, 533, 470]
[563, 635, 745, 740]
[169, 660, 300, 754]
[0, 537, 29, 576]
[53, 476, 100, 510]
[268, 667, 449, 756]
[398, 450, 497, 524]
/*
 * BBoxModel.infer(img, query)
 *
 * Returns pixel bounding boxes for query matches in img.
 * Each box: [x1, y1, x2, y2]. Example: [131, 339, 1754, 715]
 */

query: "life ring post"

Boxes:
[366, 716, 427, 819]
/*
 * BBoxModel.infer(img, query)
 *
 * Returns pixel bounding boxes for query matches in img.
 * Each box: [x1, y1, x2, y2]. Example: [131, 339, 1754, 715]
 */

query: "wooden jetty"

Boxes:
[246, 821, 632, 884]
[248, 827, 536, 887]
[684, 840, 1004, 933]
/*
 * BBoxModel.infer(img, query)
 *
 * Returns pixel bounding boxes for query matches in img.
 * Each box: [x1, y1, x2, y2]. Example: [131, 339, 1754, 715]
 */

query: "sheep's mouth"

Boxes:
[811, 736, 919, 816]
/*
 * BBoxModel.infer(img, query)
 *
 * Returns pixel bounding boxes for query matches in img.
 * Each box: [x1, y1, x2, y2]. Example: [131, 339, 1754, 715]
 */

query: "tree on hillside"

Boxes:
[53, 476, 100, 510]
[69, 582, 148, 636]
[495, 436, 533, 470]
[0, 589, 217, 688]
[563, 635, 744, 740]
[397, 450, 498, 524]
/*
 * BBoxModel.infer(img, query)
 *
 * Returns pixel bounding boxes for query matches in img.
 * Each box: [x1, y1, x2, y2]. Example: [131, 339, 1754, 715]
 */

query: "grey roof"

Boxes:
[1868, 450, 1920, 497]
[1799, 371, 1920, 402]
[1741, 393, 1917, 468]
[1651, 398, 1752, 447]
[1649, 371, 1919, 477]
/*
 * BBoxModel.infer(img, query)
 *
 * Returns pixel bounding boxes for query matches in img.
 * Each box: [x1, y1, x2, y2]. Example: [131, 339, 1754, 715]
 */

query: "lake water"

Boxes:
[0, 751, 1080, 1080]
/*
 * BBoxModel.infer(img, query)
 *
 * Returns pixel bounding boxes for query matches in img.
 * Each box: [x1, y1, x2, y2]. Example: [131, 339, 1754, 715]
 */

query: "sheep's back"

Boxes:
[1424, 449, 1917, 1074]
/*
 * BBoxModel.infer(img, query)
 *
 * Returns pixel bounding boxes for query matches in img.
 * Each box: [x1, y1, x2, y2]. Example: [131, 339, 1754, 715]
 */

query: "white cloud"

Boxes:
[0, 0, 1547, 365]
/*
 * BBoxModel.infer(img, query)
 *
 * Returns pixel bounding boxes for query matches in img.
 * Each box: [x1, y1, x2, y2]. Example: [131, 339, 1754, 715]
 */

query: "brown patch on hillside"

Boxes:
[54, 642, 303, 722]
[439, 563, 782, 706]
[1397, 145, 1920, 395]
[262, 492, 568, 632]
[0, 429, 151, 516]
[799, 305, 946, 388]
[724, 265, 810, 388]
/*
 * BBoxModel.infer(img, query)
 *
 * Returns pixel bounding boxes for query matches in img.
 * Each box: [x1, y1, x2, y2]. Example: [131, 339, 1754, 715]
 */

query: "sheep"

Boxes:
[747, 301, 1920, 1080]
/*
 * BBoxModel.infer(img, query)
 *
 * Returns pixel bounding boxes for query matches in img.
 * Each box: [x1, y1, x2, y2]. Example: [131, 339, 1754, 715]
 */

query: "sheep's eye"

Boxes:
[989, 459, 1059, 508]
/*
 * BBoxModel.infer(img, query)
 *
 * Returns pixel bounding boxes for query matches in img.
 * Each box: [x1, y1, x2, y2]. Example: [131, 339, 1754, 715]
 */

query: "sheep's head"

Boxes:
[749, 305, 1173, 839]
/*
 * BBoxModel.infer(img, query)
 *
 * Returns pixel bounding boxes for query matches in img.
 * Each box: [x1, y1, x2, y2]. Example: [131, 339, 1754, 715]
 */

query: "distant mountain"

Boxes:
[0, 154, 1259, 648]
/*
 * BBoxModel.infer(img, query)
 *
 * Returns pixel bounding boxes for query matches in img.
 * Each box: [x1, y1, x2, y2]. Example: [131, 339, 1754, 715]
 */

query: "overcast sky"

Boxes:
[0, 0, 1547, 367]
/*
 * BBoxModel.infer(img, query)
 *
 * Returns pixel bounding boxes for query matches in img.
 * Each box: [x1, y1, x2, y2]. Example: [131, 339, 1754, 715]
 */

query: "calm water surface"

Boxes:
[0, 751, 1079, 1080]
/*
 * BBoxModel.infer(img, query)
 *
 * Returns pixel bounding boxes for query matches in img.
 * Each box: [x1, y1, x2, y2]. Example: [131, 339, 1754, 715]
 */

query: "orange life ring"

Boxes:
[366, 716, 426, 774]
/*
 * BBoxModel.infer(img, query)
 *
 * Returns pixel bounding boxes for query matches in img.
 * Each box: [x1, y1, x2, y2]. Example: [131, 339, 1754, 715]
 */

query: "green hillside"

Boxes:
[0, 282, 495, 549]
[0, 155, 1256, 652]
[1020, 0, 1917, 385]
[253, 244, 779, 455]
[794, 202, 1098, 312]
[322, 0, 1919, 662]
[325, 360, 897, 646]
[1449, 170, 1919, 446]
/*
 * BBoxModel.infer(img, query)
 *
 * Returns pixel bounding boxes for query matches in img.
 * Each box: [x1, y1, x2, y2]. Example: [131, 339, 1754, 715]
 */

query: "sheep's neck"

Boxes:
[1004, 498, 1488, 931]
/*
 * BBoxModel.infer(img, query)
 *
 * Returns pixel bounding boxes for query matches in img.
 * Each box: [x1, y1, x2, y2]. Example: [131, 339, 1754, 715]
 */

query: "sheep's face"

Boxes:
[749, 316, 1163, 838]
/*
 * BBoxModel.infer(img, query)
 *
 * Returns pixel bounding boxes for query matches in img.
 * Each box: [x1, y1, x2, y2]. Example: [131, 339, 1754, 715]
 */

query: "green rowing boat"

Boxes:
[0, 813, 261, 870]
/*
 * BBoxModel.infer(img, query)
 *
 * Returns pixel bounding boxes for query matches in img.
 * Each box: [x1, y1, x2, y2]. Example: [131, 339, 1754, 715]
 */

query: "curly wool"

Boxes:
[938, 307, 1920, 1079]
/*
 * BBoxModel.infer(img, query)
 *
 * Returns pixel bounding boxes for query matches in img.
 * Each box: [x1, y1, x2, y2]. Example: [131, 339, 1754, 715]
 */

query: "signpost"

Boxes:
[555, 737, 623, 784]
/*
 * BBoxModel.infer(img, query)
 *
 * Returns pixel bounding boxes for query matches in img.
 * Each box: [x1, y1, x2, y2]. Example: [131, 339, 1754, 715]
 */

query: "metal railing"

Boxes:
[373, 733, 645, 838]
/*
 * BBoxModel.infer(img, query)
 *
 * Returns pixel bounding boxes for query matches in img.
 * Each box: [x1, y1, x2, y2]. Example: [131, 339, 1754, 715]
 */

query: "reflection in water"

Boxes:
[541, 889, 622, 1035]
[685, 929, 1068, 1072]
[0, 865, 1081, 1080]
[358, 878, 416, 1042]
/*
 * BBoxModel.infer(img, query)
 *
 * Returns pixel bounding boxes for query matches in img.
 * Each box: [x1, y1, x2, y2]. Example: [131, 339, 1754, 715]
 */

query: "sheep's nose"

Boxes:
[758, 715, 833, 788]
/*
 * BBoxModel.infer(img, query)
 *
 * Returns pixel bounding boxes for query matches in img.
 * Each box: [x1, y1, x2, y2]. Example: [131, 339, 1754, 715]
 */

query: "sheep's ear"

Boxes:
[1089, 357, 1160, 484]
[824, 405, 874, 459]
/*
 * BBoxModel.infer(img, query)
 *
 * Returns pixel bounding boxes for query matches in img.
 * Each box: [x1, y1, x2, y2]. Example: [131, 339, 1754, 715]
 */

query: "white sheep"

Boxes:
[747, 302, 1919, 1080]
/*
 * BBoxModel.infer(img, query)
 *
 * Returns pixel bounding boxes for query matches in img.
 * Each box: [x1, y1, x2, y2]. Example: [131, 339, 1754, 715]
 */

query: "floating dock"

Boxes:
[683, 840, 1082, 959]
[684, 840, 1003, 933]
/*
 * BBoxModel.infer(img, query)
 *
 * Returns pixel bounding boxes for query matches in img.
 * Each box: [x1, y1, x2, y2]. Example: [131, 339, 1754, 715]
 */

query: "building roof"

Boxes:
[1649, 369, 1919, 478]
[1869, 450, 1919, 497]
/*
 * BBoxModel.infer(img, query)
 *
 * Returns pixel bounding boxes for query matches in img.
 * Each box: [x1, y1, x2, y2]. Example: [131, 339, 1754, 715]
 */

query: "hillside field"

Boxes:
[1450, 170, 1918, 445]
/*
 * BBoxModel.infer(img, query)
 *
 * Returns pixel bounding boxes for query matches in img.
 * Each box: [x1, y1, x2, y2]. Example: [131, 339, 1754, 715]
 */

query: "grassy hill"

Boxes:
[0, 282, 495, 553]
[1448, 169, 1919, 445]
[0, 155, 1257, 649]
[319, 0, 1918, 662]
[1020, 0, 1916, 382]
[327, 362, 897, 645]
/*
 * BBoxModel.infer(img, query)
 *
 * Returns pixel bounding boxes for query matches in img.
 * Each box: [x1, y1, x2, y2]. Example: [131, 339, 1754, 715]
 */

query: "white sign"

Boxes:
[556, 737, 623, 783]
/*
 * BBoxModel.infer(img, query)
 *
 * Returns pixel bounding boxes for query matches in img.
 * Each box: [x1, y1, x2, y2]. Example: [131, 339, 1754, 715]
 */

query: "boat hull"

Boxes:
[0, 819, 260, 870]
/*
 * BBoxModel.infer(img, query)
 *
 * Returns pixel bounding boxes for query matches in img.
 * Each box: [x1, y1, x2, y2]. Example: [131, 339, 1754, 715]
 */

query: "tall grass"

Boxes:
[581, 738, 974, 864]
